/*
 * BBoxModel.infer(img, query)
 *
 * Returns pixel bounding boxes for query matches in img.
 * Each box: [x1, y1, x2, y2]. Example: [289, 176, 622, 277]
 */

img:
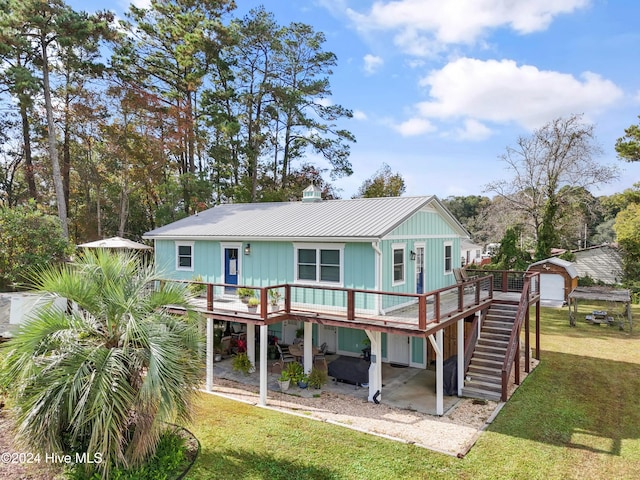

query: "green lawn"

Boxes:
[186, 304, 640, 480]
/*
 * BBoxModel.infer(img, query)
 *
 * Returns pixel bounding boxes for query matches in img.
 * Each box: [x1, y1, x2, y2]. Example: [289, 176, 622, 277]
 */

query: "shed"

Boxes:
[527, 257, 578, 304]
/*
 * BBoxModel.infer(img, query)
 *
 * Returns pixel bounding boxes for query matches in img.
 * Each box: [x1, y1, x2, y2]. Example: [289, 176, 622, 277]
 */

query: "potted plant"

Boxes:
[247, 296, 260, 313]
[295, 326, 304, 341]
[297, 373, 309, 389]
[231, 352, 254, 375]
[277, 371, 290, 391]
[284, 361, 304, 385]
[237, 288, 255, 304]
[307, 367, 328, 389]
[189, 275, 207, 297]
[268, 289, 282, 312]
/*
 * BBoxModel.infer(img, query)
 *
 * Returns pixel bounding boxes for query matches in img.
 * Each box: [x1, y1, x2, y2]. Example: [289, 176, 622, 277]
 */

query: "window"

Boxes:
[444, 243, 452, 274]
[294, 244, 343, 284]
[176, 242, 194, 271]
[392, 244, 405, 285]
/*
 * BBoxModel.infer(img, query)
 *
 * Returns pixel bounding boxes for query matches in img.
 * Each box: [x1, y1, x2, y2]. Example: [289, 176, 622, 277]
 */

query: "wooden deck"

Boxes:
[166, 274, 538, 337]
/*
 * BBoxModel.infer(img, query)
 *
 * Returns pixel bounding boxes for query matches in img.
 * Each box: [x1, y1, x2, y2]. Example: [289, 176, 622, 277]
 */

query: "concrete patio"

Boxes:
[208, 353, 460, 416]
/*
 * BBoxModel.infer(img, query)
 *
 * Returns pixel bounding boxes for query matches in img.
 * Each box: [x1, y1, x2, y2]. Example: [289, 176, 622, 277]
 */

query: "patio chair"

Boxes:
[272, 344, 296, 373]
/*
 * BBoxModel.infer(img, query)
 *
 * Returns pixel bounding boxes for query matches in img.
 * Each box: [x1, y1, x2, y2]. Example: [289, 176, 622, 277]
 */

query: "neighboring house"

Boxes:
[461, 239, 483, 266]
[572, 244, 623, 285]
[527, 257, 578, 305]
[144, 186, 541, 413]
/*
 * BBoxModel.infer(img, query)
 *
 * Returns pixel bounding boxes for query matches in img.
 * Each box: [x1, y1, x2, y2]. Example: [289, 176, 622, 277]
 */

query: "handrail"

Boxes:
[156, 275, 494, 328]
[500, 273, 533, 401]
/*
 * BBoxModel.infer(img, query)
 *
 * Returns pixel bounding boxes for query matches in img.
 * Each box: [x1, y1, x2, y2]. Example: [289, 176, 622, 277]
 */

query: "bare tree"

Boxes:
[485, 114, 618, 260]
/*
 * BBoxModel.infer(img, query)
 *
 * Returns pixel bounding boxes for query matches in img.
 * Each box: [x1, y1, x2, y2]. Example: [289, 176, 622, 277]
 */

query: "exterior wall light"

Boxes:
[410, 250, 416, 261]
[244, 243, 251, 255]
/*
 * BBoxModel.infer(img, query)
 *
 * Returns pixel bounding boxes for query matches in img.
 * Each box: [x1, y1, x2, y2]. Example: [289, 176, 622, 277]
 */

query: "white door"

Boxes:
[540, 274, 565, 302]
[318, 325, 337, 353]
[387, 334, 410, 365]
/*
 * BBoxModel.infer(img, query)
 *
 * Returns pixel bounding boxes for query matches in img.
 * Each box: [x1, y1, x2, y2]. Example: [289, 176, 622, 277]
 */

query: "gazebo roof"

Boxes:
[568, 286, 630, 303]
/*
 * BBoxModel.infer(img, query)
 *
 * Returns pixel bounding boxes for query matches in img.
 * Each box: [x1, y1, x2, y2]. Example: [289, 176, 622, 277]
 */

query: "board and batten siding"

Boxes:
[155, 239, 376, 304]
[379, 207, 462, 310]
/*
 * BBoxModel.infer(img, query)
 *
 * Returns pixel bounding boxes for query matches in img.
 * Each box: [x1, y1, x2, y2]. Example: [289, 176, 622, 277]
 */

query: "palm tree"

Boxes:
[0, 249, 203, 477]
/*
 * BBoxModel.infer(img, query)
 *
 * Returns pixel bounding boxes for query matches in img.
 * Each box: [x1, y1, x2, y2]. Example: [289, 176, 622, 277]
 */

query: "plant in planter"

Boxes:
[297, 373, 309, 389]
[295, 326, 304, 340]
[237, 288, 255, 303]
[307, 367, 328, 389]
[268, 289, 282, 311]
[284, 361, 304, 385]
[189, 275, 207, 297]
[231, 352, 254, 375]
[277, 371, 290, 391]
[247, 296, 260, 312]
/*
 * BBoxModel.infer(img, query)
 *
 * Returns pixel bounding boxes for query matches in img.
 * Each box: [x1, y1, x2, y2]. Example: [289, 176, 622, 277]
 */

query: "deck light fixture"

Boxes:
[410, 250, 416, 261]
[244, 243, 251, 255]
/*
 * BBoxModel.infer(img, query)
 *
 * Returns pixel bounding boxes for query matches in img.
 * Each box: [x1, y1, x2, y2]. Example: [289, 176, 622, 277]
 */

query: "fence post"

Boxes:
[418, 295, 426, 329]
[347, 290, 355, 320]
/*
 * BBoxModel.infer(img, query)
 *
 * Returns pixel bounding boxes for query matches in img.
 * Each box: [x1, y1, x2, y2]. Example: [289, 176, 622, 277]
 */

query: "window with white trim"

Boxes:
[176, 242, 194, 271]
[392, 244, 405, 286]
[444, 242, 452, 274]
[294, 244, 343, 285]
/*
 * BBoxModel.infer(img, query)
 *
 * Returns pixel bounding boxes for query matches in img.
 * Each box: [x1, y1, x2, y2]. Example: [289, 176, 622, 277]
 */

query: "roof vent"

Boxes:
[302, 184, 322, 203]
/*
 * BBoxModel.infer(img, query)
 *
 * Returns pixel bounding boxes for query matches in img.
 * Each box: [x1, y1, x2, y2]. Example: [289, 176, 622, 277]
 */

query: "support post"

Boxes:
[457, 318, 464, 396]
[259, 325, 268, 406]
[428, 331, 444, 415]
[366, 330, 382, 402]
[303, 322, 313, 373]
[206, 317, 214, 391]
[247, 324, 256, 365]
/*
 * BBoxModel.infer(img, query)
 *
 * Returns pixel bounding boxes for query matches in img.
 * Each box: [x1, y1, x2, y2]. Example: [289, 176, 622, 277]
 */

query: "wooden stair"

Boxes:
[462, 303, 518, 401]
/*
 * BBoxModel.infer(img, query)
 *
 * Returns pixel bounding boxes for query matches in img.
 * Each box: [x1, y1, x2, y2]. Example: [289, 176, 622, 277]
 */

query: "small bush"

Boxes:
[70, 429, 188, 480]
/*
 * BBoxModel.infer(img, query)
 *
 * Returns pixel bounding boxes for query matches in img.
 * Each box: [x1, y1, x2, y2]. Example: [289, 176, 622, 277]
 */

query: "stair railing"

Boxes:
[500, 273, 533, 401]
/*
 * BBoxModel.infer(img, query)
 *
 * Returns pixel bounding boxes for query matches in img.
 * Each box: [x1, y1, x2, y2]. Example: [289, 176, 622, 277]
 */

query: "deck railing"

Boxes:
[467, 269, 528, 293]
[500, 271, 539, 401]
[159, 274, 495, 331]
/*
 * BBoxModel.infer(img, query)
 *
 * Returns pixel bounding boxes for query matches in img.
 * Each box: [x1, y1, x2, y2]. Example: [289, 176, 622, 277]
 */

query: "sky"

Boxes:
[72, 0, 640, 200]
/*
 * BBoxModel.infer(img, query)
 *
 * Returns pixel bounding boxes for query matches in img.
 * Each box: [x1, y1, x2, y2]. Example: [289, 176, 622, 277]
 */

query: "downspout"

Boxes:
[372, 241, 382, 314]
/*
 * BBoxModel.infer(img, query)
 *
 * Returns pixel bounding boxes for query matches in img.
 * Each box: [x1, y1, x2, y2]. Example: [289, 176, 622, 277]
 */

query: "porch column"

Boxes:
[457, 318, 464, 396]
[206, 317, 214, 391]
[366, 330, 382, 403]
[303, 322, 313, 373]
[428, 330, 444, 416]
[259, 324, 268, 406]
[247, 324, 256, 365]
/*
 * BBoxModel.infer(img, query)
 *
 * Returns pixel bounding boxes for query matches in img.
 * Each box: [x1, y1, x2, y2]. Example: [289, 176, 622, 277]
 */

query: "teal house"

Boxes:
[146, 186, 468, 361]
[144, 186, 498, 413]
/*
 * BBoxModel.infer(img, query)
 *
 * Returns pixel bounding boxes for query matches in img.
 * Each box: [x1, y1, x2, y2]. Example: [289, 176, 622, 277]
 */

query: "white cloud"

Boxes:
[455, 119, 492, 141]
[363, 54, 384, 74]
[392, 117, 436, 136]
[415, 57, 623, 130]
[347, 0, 590, 56]
[353, 110, 368, 120]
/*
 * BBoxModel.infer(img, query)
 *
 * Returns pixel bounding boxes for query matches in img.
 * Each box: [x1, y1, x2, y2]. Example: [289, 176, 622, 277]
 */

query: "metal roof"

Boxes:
[528, 257, 579, 278]
[144, 195, 469, 241]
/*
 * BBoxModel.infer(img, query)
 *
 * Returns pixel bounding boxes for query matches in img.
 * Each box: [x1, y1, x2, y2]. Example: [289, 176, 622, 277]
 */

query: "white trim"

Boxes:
[383, 234, 466, 240]
[175, 241, 194, 271]
[443, 241, 453, 275]
[391, 243, 406, 287]
[220, 242, 242, 285]
[414, 242, 425, 293]
[293, 242, 345, 286]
